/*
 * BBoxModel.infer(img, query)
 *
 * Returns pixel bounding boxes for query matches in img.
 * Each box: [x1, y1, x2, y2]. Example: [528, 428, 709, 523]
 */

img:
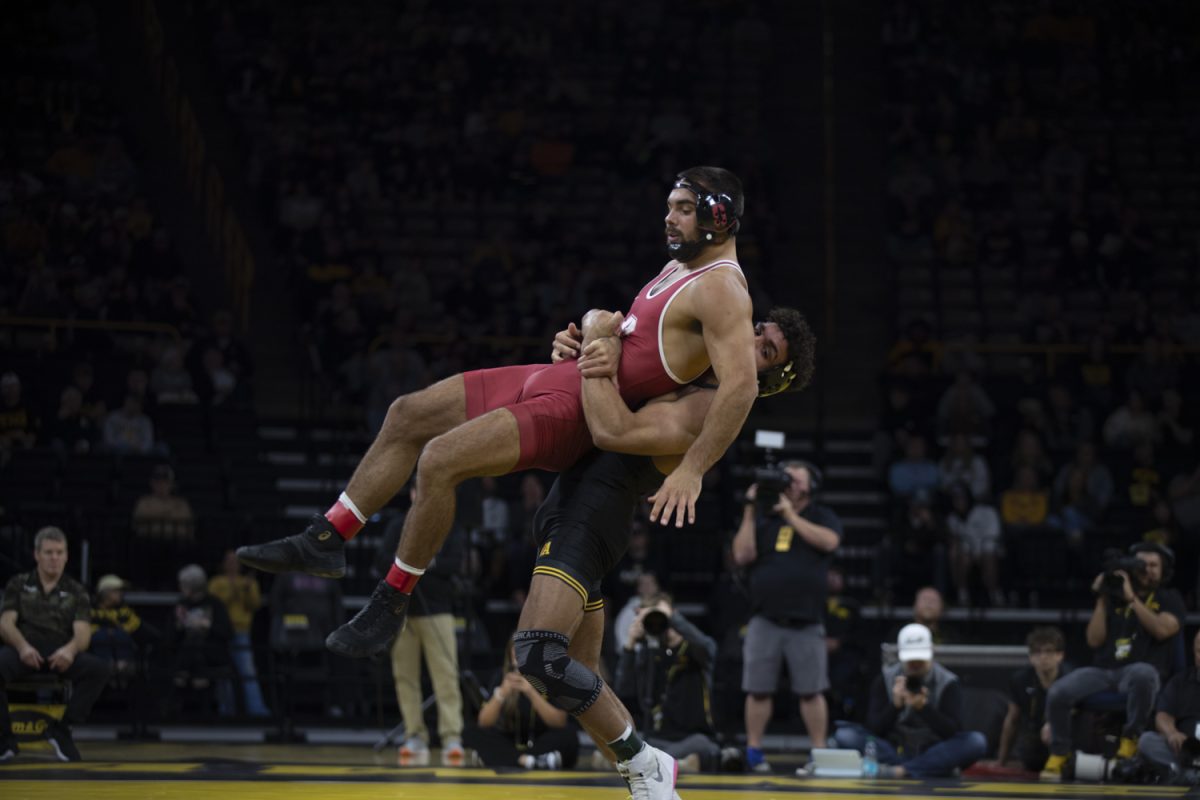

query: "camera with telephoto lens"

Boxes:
[905, 674, 924, 694]
[1100, 549, 1147, 605]
[641, 609, 670, 637]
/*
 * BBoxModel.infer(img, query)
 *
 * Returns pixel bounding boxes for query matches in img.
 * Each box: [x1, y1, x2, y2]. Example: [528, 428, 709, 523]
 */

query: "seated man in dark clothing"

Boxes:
[1041, 543, 1185, 780]
[1136, 629, 1200, 783]
[832, 623, 987, 778]
[170, 564, 234, 708]
[0, 527, 112, 762]
[995, 626, 1070, 771]
[465, 637, 579, 770]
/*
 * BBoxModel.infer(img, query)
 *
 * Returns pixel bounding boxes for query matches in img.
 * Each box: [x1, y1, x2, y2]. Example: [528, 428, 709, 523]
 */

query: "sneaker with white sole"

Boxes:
[533, 750, 562, 770]
[398, 736, 430, 766]
[441, 737, 465, 765]
[616, 744, 677, 800]
[0, 737, 18, 763]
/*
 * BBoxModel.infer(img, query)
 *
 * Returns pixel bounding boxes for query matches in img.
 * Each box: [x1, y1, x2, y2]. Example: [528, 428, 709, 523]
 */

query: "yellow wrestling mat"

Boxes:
[0, 743, 1194, 800]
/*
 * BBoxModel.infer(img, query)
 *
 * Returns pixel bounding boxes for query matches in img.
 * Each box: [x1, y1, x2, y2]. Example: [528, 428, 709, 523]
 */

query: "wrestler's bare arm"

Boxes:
[650, 272, 757, 525]
[580, 356, 712, 456]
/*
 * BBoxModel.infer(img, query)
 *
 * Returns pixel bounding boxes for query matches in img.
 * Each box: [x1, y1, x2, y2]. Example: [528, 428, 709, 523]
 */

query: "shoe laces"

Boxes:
[348, 585, 401, 631]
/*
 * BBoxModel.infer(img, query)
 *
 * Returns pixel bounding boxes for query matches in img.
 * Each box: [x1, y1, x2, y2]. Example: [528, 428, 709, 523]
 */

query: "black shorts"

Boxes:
[531, 450, 662, 610]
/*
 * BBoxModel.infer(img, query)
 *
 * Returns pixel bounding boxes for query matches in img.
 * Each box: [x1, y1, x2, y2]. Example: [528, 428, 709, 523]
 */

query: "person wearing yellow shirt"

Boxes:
[209, 551, 269, 716]
[1001, 467, 1049, 527]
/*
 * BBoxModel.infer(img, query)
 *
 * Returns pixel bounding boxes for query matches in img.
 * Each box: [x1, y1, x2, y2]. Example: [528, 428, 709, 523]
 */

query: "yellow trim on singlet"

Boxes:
[583, 598, 605, 613]
[531, 566, 588, 604]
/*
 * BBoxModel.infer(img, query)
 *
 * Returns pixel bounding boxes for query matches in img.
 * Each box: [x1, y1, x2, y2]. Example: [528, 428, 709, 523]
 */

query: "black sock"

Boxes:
[608, 726, 645, 762]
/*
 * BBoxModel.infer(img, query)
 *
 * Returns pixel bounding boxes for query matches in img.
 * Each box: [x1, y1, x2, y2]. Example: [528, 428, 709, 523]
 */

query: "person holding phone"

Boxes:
[830, 624, 988, 778]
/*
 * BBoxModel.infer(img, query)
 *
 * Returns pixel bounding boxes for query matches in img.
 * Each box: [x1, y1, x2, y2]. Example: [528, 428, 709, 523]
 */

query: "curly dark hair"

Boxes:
[766, 307, 816, 394]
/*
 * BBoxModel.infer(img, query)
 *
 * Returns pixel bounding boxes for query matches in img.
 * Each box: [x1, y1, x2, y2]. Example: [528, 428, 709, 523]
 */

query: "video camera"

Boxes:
[731, 430, 793, 511]
[1100, 548, 1147, 605]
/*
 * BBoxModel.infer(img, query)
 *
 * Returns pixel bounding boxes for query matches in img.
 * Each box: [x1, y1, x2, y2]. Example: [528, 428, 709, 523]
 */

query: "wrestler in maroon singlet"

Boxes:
[463, 258, 744, 473]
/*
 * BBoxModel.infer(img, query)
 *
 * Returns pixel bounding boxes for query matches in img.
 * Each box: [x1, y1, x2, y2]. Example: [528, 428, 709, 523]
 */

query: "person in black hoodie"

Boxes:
[615, 591, 722, 773]
[375, 486, 468, 764]
[832, 623, 987, 777]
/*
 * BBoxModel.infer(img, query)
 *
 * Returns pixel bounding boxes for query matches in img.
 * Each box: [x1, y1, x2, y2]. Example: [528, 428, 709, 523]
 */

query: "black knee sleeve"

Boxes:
[512, 630, 603, 717]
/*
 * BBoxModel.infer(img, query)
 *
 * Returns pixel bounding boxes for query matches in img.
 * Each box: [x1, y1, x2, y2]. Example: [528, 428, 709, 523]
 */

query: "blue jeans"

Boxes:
[833, 721, 988, 778]
[229, 632, 270, 716]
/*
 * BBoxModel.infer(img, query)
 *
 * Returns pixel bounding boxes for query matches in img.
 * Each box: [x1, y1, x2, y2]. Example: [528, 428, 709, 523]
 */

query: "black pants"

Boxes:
[0, 645, 112, 732]
[1015, 731, 1049, 772]
[463, 725, 579, 768]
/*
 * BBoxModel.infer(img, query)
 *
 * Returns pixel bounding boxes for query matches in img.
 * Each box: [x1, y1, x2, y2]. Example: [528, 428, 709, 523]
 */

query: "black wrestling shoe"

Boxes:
[45, 722, 81, 762]
[237, 514, 347, 578]
[325, 580, 409, 658]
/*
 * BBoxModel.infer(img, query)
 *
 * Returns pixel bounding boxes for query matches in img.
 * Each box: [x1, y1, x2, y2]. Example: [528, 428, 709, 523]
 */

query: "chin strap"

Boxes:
[757, 361, 797, 397]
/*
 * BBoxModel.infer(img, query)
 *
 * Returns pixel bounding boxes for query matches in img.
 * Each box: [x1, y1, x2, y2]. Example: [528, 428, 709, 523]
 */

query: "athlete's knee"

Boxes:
[382, 393, 424, 443]
[512, 630, 603, 716]
[414, 432, 464, 482]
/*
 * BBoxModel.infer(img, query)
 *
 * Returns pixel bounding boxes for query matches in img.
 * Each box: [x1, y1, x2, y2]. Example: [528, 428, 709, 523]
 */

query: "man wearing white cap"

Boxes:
[830, 623, 987, 777]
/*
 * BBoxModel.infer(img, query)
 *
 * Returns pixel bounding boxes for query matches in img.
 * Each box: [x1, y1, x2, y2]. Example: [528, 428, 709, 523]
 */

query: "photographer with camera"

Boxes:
[1135, 629, 1200, 784]
[732, 460, 842, 772]
[1040, 542, 1185, 781]
[831, 623, 988, 777]
[614, 591, 725, 773]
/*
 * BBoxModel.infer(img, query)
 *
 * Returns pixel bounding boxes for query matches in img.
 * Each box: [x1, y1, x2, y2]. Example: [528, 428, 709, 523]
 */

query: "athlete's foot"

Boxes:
[325, 580, 409, 658]
[237, 514, 347, 578]
[617, 744, 678, 800]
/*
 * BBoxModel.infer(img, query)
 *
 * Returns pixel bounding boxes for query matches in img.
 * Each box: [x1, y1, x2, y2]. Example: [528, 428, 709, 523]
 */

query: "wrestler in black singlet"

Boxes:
[531, 450, 664, 611]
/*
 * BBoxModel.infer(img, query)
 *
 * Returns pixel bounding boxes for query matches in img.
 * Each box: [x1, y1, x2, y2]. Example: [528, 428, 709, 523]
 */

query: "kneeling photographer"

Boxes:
[615, 592, 726, 773]
[1040, 542, 1185, 780]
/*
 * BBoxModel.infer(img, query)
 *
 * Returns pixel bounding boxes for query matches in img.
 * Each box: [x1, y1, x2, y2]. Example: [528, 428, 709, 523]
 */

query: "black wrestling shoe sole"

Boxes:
[325, 582, 409, 658]
[236, 539, 346, 578]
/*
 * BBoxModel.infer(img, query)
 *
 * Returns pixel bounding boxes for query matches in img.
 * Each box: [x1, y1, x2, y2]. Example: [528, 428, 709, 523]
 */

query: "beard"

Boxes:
[666, 234, 708, 263]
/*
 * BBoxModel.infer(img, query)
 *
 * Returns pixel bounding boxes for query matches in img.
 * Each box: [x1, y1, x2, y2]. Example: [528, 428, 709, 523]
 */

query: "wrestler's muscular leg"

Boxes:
[518, 576, 632, 762]
[328, 408, 523, 657]
[345, 375, 468, 517]
[239, 376, 470, 579]
[393, 408, 521, 568]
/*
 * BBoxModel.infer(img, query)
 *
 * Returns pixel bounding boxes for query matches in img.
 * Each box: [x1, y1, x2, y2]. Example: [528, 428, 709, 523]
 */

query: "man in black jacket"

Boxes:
[615, 592, 722, 772]
[832, 623, 987, 777]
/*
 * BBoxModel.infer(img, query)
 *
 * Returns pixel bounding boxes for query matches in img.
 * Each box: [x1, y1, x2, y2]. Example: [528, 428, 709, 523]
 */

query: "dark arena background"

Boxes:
[3, 0, 1200, 798]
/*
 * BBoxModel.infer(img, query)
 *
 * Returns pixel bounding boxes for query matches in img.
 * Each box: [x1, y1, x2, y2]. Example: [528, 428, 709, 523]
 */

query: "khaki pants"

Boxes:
[390, 613, 463, 742]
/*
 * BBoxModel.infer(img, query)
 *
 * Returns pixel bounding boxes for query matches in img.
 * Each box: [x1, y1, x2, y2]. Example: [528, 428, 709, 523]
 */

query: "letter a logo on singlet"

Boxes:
[620, 314, 637, 336]
[540, 541, 551, 557]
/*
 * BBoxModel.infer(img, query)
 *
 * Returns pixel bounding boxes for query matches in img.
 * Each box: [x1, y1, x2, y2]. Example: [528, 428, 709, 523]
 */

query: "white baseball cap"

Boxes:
[897, 623, 933, 662]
